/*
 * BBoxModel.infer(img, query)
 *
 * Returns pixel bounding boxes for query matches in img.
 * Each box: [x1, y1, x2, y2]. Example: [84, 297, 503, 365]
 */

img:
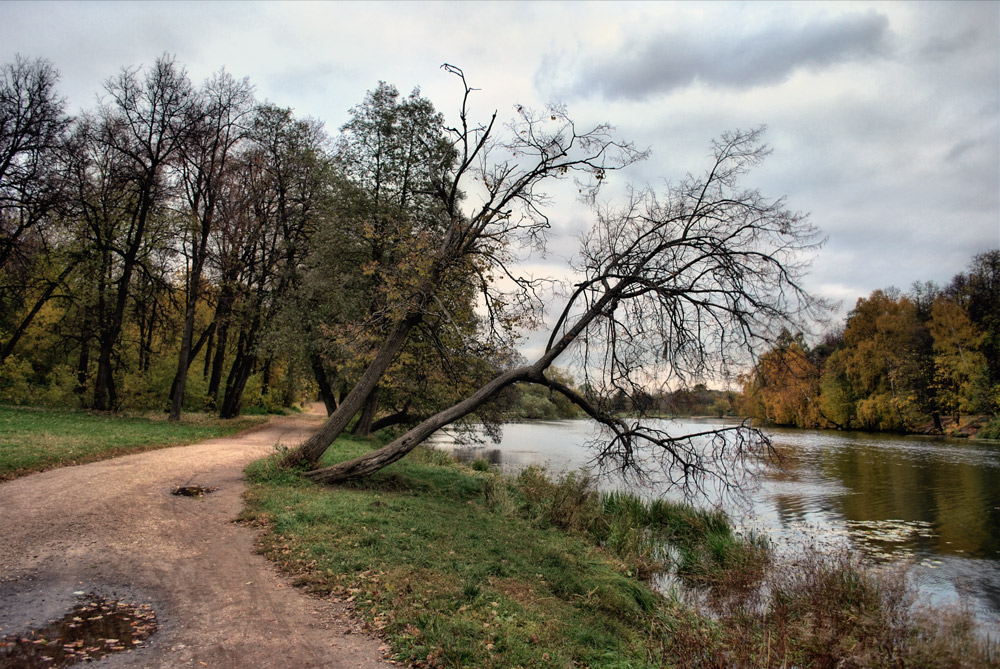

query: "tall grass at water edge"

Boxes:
[243, 438, 995, 667]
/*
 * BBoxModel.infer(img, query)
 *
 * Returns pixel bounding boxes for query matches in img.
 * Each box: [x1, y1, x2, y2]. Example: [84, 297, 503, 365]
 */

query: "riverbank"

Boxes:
[744, 412, 1000, 440]
[242, 436, 996, 667]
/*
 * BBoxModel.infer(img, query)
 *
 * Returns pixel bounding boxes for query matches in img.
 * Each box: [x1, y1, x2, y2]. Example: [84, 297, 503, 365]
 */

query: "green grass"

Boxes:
[0, 405, 266, 480]
[244, 438, 998, 668]
[242, 438, 769, 668]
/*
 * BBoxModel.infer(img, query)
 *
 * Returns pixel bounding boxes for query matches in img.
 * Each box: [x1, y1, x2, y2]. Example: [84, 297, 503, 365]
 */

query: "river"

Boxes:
[428, 419, 1000, 633]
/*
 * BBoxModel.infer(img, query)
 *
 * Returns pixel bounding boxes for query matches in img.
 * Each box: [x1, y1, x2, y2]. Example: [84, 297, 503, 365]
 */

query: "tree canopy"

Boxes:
[741, 251, 1000, 433]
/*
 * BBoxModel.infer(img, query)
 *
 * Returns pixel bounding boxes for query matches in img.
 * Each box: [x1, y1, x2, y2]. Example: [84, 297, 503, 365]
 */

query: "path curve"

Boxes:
[0, 406, 390, 668]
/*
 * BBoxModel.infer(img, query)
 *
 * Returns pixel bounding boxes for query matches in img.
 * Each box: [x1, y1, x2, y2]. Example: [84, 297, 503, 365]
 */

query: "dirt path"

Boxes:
[0, 407, 391, 668]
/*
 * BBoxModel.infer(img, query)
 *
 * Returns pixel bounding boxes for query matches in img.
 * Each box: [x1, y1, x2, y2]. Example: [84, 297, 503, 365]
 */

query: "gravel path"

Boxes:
[0, 407, 390, 668]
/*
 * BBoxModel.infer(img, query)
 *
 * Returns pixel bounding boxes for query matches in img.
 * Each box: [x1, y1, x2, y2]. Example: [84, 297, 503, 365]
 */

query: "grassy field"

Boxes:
[243, 437, 997, 668]
[0, 405, 266, 481]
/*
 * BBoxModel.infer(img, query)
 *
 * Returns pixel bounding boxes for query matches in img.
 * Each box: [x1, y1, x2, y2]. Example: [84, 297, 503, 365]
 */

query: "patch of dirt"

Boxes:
[0, 405, 392, 668]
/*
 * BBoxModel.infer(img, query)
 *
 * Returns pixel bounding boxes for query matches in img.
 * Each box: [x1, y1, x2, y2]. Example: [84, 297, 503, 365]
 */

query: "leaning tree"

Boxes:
[302, 126, 825, 493]
[284, 65, 647, 466]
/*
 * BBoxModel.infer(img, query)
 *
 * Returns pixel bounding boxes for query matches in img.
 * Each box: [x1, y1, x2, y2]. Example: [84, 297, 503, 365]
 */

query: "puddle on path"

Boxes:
[172, 485, 219, 497]
[0, 593, 158, 667]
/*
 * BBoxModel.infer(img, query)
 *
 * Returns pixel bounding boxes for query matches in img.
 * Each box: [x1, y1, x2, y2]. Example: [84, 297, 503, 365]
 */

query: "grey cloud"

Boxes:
[557, 11, 889, 100]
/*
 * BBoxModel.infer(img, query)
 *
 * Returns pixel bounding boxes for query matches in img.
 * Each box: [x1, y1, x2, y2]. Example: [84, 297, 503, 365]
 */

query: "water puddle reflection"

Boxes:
[0, 593, 158, 668]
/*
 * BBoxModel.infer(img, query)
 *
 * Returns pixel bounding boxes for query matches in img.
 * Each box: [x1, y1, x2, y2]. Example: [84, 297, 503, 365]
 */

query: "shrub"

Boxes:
[977, 414, 1000, 440]
[0, 356, 34, 405]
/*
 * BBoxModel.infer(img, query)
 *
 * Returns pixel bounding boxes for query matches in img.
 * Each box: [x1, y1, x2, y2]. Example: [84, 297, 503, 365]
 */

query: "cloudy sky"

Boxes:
[3, 1, 998, 331]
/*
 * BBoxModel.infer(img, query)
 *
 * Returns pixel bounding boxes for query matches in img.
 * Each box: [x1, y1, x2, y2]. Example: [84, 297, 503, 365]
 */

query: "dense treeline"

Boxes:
[0, 54, 506, 425]
[741, 250, 1000, 436]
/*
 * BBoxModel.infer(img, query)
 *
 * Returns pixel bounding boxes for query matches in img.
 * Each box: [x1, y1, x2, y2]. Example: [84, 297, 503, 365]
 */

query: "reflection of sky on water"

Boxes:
[429, 419, 1000, 633]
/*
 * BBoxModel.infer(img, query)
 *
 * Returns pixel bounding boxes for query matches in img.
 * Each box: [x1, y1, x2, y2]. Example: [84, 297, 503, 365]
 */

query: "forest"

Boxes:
[0, 55, 537, 426]
[740, 250, 1000, 437]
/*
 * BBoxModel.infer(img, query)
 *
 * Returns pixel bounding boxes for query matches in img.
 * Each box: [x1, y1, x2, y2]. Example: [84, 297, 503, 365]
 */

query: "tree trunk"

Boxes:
[207, 286, 235, 407]
[306, 366, 531, 483]
[168, 321, 215, 407]
[284, 313, 422, 466]
[369, 406, 417, 433]
[75, 320, 92, 397]
[202, 326, 215, 379]
[139, 300, 156, 373]
[93, 330, 117, 411]
[93, 183, 156, 411]
[351, 387, 380, 436]
[220, 343, 255, 419]
[169, 252, 207, 421]
[261, 355, 273, 397]
[309, 352, 337, 416]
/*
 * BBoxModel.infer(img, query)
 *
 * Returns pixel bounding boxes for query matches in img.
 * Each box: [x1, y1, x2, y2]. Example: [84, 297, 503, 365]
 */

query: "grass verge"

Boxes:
[242, 438, 996, 668]
[0, 404, 266, 481]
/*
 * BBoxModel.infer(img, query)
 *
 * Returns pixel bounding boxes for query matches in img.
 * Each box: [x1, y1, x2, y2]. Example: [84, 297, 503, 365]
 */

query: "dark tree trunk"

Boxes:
[202, 326, 215, 379]
[310, 352, 337, 416]
[93, 183, 156, 411]
[75, 313, 93, 397]
[261, 355, 273, 397]
[369, 406, 418, 433]
[220, 341, 255, 419]
[169, 252, 208, 420]
[351, 387, 380, 436]
[207, 285, 235, 407]
[219, 307, 263, 419]
[138, 300, 156, 373]
[93, 330, 117, 411]
[0, 261, 78, 363]
[168, 321, 215, 406]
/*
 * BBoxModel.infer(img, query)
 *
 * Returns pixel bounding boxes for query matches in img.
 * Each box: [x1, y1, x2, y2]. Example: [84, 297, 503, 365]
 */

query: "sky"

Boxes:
[2, 1, 998, 339]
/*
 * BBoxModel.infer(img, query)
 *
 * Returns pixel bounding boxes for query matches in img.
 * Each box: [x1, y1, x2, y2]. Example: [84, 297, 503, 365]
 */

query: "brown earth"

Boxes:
[0, 406, 392, 668]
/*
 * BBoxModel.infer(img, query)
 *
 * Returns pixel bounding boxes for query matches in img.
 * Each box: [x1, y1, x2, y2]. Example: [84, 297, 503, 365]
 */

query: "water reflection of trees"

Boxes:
[821, 445, 1000, 558]
[452, 447, 504, 466]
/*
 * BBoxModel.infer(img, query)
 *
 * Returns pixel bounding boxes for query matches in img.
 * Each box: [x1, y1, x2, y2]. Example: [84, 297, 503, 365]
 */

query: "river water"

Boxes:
[428, 419, 1000, 633]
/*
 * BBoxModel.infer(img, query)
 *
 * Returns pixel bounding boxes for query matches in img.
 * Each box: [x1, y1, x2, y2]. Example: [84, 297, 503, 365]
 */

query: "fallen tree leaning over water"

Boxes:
[304, 127, 826, 492]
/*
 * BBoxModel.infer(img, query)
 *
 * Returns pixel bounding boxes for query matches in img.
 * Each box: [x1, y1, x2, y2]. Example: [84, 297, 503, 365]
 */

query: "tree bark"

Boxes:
[351, 386, 380, 436]
[309, 352, 338, 416]
[168, 321, 215, 406]
[169, 236, 210, 421]
[284, 312, 422, 466]
[220, 340, 255, 419]
[369, 405, 417, 433]
[207, 285, 235, 407]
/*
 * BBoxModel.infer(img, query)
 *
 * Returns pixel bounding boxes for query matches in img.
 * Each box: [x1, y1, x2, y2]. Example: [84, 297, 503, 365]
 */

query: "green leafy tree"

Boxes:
[947, 250, 1000, 413]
